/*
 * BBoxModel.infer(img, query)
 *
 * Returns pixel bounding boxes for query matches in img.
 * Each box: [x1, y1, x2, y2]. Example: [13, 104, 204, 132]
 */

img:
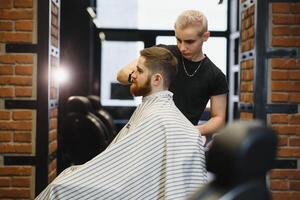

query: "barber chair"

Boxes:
[62, 96, 110, 165]
[87, 95, 117, 142]
[189, 120, 277, 200]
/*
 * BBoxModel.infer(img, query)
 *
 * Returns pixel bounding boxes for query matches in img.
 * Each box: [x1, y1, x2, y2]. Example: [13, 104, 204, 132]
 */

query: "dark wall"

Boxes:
[60, 0, 98, 98]
[58, 0, 99, 172]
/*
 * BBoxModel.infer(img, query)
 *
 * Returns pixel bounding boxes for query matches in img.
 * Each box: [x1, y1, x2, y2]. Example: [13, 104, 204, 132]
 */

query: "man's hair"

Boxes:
[174, 10, 208, 36]
[140, 47, 178, 89]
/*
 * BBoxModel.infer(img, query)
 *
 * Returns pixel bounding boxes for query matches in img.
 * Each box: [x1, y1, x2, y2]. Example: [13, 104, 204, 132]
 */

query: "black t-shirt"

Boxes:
[158, 44, 229, 125]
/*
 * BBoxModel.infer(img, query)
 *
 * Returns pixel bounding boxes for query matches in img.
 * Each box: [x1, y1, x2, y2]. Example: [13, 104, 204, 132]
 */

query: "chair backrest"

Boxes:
[62, 96, 110, 164]
[189, 120, 277, 200]
[87, 95, 117, 142]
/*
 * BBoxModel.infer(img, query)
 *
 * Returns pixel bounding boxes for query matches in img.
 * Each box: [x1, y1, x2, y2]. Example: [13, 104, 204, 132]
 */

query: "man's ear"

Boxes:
[152, 73, 163, 86]
[203, 31, 210, 42]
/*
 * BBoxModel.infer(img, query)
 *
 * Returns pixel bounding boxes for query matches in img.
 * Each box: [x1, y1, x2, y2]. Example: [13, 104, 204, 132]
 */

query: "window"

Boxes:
[156, 36, 227, 75]
[101, 41, 144, 106]
[96, 0, 227, 30]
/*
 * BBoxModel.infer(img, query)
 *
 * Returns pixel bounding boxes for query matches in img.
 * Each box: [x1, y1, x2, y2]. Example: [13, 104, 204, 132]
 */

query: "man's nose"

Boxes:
[179, 43, 187, 52]
[131, 71, 137, 79]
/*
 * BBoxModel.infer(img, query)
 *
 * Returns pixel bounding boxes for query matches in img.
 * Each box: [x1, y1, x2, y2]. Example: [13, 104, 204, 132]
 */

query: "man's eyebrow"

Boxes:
[137, 66, 143, 72]
[176, 37, 196, 42]
[185, 39, 196, 42]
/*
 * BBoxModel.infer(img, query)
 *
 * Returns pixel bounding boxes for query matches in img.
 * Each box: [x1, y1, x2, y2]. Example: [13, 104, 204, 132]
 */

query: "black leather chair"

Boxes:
[189, 120, 277, 200]
[87, 95, 117, 142]
[62, 96, 110, 165]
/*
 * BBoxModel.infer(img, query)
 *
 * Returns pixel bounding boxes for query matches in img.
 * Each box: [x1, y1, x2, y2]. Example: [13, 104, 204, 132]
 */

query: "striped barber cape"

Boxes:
[36, 91, 207, 200]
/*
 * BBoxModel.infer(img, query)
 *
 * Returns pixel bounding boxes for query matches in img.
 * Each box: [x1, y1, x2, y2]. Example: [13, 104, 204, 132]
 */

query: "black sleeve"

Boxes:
[209, 71, 229, 96]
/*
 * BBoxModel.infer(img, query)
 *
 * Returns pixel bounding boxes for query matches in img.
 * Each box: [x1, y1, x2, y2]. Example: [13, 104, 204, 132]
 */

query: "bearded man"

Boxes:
[36, 47, 207, 200]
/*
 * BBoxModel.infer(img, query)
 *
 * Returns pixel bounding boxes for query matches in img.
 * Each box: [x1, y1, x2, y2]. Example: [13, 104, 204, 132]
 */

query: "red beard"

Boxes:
[130, 78, 151, 97]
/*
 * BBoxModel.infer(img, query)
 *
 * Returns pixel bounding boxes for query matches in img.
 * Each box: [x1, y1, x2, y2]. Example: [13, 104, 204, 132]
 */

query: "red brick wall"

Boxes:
[0, 0, 36, 199]
[0, 110, 33, 153]
[0, 54, 34, 98]
[48, 1, 59, 184]
[0, 166, 32, 199]
[0, 0, 60, 198]
[240, 5, 255, 120]
[48, 108, 57, 183]
[0, 0, 33, 44]
[269, 3, 300, 200]
[239, 1, 300, 199]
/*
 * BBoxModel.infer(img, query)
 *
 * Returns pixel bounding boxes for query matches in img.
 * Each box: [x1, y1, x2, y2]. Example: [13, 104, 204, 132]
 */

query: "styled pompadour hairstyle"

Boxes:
[174, 10, 208, 36]
[140, 47, 178, 89]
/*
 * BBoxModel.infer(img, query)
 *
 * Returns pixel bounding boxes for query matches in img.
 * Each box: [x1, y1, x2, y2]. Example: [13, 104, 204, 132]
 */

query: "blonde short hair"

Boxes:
[174, 10, 208, 36]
